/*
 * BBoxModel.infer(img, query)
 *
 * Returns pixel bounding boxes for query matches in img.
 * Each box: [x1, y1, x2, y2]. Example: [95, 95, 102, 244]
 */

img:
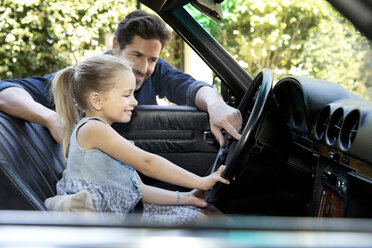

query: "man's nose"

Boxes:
[137, 59, 148, 74]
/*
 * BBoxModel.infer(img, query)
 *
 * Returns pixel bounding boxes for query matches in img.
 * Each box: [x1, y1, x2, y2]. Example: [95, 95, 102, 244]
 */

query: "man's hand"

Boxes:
[45, 111, 64, 144]
[208, 100, 242, 146]
[194, 85, 243, 147]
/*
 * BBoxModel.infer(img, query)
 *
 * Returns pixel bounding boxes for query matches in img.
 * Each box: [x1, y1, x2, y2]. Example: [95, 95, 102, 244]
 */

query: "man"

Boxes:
[0, 10, 242, 147]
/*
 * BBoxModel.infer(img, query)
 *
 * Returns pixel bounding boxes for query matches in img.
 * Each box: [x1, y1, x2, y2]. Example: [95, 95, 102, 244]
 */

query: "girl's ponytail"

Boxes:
[51, 67, 81, 159]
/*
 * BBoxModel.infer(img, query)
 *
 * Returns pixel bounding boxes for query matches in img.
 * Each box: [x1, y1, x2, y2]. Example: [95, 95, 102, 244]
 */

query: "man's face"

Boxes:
[114, 35, 162, 89]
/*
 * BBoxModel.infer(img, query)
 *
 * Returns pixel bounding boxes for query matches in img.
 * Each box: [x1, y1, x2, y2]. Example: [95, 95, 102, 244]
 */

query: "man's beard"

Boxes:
[133, 69, 148, 90]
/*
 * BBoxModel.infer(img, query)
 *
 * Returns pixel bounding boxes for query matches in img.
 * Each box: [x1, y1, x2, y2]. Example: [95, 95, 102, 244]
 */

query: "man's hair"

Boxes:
[114, 10, 171, 50]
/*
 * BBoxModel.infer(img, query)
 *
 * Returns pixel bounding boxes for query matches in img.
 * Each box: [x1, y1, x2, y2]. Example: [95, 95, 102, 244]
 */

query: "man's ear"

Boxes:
[112, 36, 120, 56]
[89, 92, 103, 111]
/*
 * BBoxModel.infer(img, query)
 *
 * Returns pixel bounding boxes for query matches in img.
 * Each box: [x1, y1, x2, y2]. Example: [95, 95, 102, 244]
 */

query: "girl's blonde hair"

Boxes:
[51, 54, 133, 158]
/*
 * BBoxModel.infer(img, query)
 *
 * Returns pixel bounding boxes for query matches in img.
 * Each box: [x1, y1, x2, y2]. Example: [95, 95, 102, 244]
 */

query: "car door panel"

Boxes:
[112, 105, 218, 190]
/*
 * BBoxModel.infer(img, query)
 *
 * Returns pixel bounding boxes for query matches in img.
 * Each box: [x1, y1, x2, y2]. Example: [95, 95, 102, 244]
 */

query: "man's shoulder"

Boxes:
[31, 72, 56, 80]
[1, 72, 55, 83]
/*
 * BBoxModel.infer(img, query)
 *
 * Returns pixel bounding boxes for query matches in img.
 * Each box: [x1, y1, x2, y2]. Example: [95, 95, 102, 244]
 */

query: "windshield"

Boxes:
[185, 0, 372, 101]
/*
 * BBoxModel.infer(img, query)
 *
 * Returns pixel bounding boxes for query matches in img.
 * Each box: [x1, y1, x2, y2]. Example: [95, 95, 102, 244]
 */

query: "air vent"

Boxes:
[326, 108, 344, 146]
[339, 109, 360, 151]
[314, 106, 331, 141]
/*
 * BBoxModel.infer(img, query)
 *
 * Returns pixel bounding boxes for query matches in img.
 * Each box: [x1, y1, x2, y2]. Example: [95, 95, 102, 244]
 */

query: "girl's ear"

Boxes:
[88, 92, 103, 111]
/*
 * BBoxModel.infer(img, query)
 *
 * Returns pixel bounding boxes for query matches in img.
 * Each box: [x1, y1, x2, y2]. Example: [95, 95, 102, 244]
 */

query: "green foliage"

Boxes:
[0, 0, 136, 79]
[187, 0, 372, 100]
[189, 0, 323, 76]
[161, 32, 183, 70]
[301, 8, 372, 97]
[2, 0, 372, 100]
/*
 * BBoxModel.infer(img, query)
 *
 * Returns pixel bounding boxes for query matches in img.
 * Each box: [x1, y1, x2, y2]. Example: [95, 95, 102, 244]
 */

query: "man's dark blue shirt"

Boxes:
[0, 57, 211, 109]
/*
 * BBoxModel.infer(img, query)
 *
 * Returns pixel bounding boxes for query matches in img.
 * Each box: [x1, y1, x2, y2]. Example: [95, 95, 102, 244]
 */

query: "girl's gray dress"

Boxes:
[57, 117, 201, 224]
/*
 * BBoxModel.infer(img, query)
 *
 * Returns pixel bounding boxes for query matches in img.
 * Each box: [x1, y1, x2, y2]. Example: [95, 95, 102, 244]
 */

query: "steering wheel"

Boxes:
[205, 68, 273, 203]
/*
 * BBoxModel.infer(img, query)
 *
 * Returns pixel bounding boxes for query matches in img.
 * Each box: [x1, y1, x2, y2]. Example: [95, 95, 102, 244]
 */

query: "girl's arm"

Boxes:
[78, 120, 229, 191]
[135, 172, 207, 207]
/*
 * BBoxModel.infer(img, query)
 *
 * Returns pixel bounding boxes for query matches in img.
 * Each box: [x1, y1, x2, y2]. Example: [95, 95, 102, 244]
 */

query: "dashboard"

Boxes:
[272, 76, 372, 217]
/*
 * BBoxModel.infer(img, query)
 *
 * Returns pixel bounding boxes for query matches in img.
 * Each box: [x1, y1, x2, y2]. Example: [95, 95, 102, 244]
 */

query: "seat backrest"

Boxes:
[0, 112, 65, 210]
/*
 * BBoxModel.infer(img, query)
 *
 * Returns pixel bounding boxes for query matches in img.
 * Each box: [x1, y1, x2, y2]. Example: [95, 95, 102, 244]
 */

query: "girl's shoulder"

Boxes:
[75, 117, 115, 151]
[78, 116, 108, 126]
[78, 117, 112, 133]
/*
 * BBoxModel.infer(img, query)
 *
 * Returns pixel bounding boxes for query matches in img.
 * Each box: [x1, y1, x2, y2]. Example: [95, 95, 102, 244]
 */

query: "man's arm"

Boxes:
[153, 58, 242, 146]
[195, 86, 242, 147]
[0, 87, 63, 144]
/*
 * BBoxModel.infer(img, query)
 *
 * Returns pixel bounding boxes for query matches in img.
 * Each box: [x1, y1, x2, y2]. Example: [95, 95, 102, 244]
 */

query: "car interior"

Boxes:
[1, 0, 372, 224]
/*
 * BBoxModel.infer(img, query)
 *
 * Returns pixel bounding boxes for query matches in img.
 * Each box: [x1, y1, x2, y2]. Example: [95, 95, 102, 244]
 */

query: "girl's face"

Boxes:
[100, 70, 138, 125]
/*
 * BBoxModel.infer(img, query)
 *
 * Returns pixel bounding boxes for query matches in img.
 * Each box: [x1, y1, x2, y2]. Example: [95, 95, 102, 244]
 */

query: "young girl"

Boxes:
[48, 54, 228, 223]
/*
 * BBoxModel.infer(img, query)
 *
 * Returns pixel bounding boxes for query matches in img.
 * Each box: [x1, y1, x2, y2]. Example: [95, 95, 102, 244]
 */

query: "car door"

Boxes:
[113, 105, 218, 190]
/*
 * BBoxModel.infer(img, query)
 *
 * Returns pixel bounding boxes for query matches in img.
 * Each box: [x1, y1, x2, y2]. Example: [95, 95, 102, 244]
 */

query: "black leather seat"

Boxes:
[0, 112, 64, 210]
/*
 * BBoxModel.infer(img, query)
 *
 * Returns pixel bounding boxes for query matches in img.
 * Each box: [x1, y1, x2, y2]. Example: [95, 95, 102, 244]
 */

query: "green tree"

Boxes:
[187, 0, 372, 100]
[301, 7, 372, 98]
[0, 0, 136, 79]
[189, 0, 324, 78]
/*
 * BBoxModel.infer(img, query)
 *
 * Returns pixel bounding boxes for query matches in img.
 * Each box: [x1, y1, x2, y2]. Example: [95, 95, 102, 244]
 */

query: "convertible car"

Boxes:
[1, 0, 372, 246]
[116, 0, 372, 218]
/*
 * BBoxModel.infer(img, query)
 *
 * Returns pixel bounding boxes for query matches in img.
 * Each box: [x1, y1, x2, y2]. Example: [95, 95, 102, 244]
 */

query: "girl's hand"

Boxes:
[201, 165, 229, 191]
[179, 189, 208, 207]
